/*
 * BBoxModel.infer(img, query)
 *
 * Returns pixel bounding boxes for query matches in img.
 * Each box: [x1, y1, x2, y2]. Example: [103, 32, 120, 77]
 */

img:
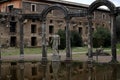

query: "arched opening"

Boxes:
[88, 0, 115, 15]
[41, 4, 68, 20]
[40, 4, 71, 61]
[88, 0, 117, 62]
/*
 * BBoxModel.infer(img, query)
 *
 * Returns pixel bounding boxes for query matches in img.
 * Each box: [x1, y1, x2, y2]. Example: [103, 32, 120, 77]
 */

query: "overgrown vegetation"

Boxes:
[93, 26, 111, 48]
[71, 30, 83, 47]
[57, 29, 66, 49]
[57, 29, 83, 49]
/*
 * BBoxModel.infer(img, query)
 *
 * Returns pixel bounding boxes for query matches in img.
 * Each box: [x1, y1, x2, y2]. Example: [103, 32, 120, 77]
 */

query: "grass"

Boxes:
[1, 44, 120, 56]
[1, 47, 53, 56]
[72, 47, 88, 52]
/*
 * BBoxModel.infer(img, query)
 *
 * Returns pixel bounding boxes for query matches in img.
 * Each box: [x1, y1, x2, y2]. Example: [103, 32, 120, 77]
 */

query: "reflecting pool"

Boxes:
[0, 61, 120, 80]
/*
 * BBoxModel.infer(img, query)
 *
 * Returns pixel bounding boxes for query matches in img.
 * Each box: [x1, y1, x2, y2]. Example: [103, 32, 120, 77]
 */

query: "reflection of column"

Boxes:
[88, 62, 94, 80]
[66, 63, 71, 80]
[88, 68, 93, 80]
[6, 66, 11, 80]
[19, 62, 24, 80]
[87, 15, 93, 61]
[111, 14, 117, 62]
[111, 64, 117, 80]
[41, 20, 47, 80]
[42, 65, 47, 80]
[0, 61, 1, 80]
[65, 18, 72, 60]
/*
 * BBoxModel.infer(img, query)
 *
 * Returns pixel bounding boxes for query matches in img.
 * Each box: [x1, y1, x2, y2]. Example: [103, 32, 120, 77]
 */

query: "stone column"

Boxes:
[111, 14, 117, 62]
[41, 20, 47, 62]
[65, 18, 72, 61]
[19, 15, 24, 80]
[19, 17, 24, 60]
[87, 15, 93, 61]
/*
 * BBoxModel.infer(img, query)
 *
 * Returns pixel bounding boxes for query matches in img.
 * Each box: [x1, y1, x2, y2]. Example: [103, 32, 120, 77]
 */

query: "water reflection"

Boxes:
[0, 61, 120, 80]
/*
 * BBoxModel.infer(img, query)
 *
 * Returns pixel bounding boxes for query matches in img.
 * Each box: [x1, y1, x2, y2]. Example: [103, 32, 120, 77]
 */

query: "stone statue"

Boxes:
[51, 34, 60, 54]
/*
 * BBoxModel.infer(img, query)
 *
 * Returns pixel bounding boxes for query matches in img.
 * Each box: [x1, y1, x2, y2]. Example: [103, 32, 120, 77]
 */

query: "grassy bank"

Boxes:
[1, 45, 120, 56]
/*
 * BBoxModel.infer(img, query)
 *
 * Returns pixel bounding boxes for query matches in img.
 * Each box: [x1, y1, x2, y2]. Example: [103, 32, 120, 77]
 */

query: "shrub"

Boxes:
[57, 29, 83, 49]
[93, 26, 111, 48]
[71, 30, 83, 47]
[57, 29, 66, 49]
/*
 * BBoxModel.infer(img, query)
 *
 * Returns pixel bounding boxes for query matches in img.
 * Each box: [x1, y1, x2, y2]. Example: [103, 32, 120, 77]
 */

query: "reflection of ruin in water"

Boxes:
[0, 61, 120, 80]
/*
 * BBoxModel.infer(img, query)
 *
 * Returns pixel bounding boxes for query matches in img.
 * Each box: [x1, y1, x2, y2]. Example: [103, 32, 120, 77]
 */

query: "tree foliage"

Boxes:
[57, 29, 83, 49]
[57, 29, 66, 49]
[71, 30, 83, 47]
[116, 15, 120, 42]
[93, 26, 111, 48]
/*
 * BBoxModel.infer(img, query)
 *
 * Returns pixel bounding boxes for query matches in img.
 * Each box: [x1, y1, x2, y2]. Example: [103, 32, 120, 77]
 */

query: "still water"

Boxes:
[0, 61, 120, 80]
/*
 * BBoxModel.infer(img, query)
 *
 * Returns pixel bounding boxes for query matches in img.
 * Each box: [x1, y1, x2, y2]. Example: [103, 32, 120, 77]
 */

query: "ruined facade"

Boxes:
[0, 0, 111, 47]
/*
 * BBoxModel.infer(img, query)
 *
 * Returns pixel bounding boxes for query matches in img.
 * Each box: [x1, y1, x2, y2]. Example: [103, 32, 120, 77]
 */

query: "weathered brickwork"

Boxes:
[0, 0, 111, 47]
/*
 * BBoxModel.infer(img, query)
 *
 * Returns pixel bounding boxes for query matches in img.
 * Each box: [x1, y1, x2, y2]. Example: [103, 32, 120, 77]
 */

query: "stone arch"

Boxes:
[87, 0, 117, 62]
[41, 4, 69, 20]
[88, 0, 116, 14]
[41, 4, 72, 61]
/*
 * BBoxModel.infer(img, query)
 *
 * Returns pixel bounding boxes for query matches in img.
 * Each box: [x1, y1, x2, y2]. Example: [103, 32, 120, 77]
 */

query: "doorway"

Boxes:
[31, 37, 37, 46]
[10, 37, 16, 47]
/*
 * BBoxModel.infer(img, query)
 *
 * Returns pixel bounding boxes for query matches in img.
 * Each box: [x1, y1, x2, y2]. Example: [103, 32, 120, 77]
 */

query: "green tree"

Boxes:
[71, 30, 83, 47]
[57, 29, 83, 49]
[57, 29, 66, 49]
[93, 26, 111, 48]
[116, 15, 120, 42]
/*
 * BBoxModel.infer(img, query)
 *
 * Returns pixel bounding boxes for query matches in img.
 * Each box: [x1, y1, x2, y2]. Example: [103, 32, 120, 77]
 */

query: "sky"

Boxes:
[65, 0, 120, 7]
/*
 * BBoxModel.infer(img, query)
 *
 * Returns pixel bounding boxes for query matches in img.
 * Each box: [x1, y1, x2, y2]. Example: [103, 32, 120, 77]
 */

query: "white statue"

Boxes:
[51, 34, 60, 54]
